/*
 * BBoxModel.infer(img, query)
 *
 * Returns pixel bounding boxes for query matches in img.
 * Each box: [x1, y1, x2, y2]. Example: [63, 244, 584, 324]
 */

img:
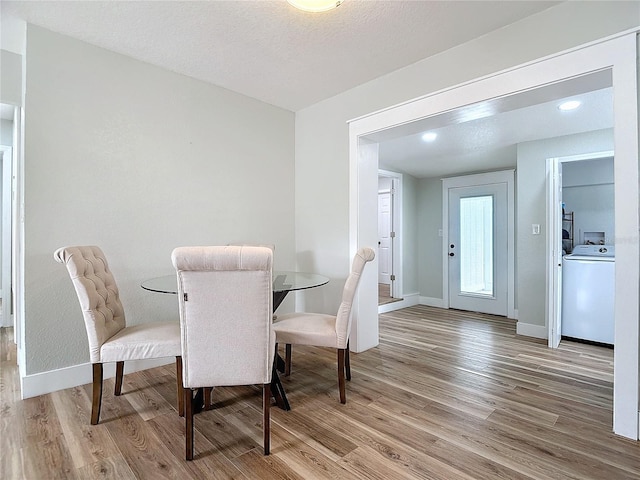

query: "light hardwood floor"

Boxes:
[2, 306, 639, 479]
[378, 283, 401, 306]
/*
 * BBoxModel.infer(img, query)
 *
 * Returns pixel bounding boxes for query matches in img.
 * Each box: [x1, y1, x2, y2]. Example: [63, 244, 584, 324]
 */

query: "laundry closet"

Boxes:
[561, 156, 615, 346]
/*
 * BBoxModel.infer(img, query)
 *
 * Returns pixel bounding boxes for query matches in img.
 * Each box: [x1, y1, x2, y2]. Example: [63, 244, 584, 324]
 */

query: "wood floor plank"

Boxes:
[50, 386, 121, 469]
[230, 447, 305, 480]
[147, 411, 247, 479]
[75, 456, 138, 480]
[2, 305, 639, 479]
[103, 410, 193, 479]
[313, 396, 533, 480]
[19, 435, 78, 480]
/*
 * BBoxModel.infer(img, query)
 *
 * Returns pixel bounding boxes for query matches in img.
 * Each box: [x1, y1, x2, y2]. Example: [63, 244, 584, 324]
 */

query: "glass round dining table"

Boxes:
[141, 271, 329, 311]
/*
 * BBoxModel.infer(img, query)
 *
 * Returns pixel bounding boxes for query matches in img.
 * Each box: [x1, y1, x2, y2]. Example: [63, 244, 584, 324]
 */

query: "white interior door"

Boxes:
[547, 158, 563, 348]
[448, 183, 508, 316]
[378, 191, 392, 285]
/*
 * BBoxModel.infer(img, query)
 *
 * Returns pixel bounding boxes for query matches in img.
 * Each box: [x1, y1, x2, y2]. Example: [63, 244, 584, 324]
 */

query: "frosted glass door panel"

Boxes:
[459, 196, 494, 297]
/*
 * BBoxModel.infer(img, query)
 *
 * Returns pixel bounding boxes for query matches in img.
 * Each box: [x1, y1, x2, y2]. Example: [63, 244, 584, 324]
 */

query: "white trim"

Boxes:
[441, 170, 515, 319]
[348, 33, 638, 439]
[348, 139, 380, 353]
[378, 169, 403, 300]
[611, 33, 639, 440]
[348, 27, 640, 126]
[0, 146, 11, 328]
[516, 321, 548, 339]
[378, 292, 419, 313]
[21, 357, 175, 399]
[419, 296, 447, 309]
[546, 150, 615, 349]
[14, 105, 24, 379]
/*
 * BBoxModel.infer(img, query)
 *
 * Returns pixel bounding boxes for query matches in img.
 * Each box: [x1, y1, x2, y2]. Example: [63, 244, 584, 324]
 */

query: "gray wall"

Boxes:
[516, 129, 614, 328]
[294, 1, 639, 319]
[417, 177, 443, 300]
[402, 173, 419, 296]
[1, 119, 13, 146]
[378, 171, 419, 297]
[24, 26, 295, 374]
[410, 130, 613, 323]
[1, 49, 22, 106]
[562, 158, 614, 246]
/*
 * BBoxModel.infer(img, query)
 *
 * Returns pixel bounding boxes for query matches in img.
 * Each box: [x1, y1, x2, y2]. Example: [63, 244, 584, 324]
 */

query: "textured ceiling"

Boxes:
[3, 1, 610, 180]
[377, 87, 613, 178]
[372, 71, 614, 178]
[1, 0, 560, 112]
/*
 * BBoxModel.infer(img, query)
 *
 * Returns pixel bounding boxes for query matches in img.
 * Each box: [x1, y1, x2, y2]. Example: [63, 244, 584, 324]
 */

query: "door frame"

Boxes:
[0, 146, 12, 327]
[377, 189, 392, 285]
[546, 150, 615, 348]
[378, 169, 403, 302]
[348, 32, 638, 439]
[442, 170, 515, 318]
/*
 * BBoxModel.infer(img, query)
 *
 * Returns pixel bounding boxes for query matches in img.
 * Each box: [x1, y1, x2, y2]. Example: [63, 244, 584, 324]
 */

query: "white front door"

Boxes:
[448, 183, 508, 316]
[378, 191, 392, 285]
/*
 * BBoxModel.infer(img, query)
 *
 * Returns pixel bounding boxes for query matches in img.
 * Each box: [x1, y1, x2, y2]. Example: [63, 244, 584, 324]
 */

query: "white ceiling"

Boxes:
[1, 0, 560, 112]
[1, 1, 613, 178]
[373, 71, 614, 178]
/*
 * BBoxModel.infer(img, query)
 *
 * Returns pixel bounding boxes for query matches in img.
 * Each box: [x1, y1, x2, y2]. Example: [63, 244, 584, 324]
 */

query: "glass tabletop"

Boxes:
[141, 271, 329, 294]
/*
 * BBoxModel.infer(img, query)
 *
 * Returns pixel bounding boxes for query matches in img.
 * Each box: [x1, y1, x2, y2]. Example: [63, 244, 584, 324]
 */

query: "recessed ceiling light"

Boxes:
[558, 100, 581, 111]
[287, 0, 343, 12]
[422, 132, 438, 142]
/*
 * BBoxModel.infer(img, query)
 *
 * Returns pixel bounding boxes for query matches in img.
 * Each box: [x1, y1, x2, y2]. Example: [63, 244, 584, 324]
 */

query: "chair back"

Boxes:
[54, 246, 126, 363]
[171, 245, 275, 389]
[335, 247, 375, 348]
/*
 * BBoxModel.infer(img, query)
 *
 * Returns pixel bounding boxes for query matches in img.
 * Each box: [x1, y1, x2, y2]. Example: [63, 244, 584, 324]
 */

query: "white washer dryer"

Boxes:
[561, 245, 615, 345]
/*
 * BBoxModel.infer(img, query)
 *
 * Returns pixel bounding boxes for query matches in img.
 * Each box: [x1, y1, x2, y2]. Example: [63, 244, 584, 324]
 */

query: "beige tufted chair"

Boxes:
[172, 245, 275, 460]
[273, 247, 375, 404]
[54, 245, 183, 425]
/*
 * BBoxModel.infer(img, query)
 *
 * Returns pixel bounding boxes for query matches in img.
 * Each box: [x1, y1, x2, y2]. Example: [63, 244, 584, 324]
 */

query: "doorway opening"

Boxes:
[349, 34, 638, 439]
[378, 169, 403, 308]
[547, 151, 615, 349]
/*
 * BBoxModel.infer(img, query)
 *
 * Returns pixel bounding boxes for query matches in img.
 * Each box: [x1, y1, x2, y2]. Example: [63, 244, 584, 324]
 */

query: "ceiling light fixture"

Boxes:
[558, 100, 581, 111]
[287, 0, 343, 13]
[422, 132, 438, 142]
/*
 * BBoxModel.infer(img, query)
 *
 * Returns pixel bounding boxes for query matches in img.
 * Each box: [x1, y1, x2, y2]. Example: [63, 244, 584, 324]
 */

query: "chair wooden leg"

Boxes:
[91, 363, 103, 425]
[185, 387, 194, 461]
[204, 387, 213, 410]
[176, 356, 184, 417]
[285, 344, 292, 377]
[345, 341, 351, 381]
[114, 361, 124, 396]
[263, 383, 271, 455]
[337, 349, 346, 404]
[113, 362, 124, 397]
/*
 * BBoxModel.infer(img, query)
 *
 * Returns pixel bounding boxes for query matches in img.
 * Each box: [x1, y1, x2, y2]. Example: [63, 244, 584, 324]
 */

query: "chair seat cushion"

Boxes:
[273, 313, 337, 348]
[100, 321, 181, 363]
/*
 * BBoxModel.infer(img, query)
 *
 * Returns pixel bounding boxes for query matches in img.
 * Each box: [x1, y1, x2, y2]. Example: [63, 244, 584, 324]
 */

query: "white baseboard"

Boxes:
[516, 321, 547, 339]
[419, 296, 447, 308]
[378, 293, 419, 313]
[21, 357, 175, 399]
